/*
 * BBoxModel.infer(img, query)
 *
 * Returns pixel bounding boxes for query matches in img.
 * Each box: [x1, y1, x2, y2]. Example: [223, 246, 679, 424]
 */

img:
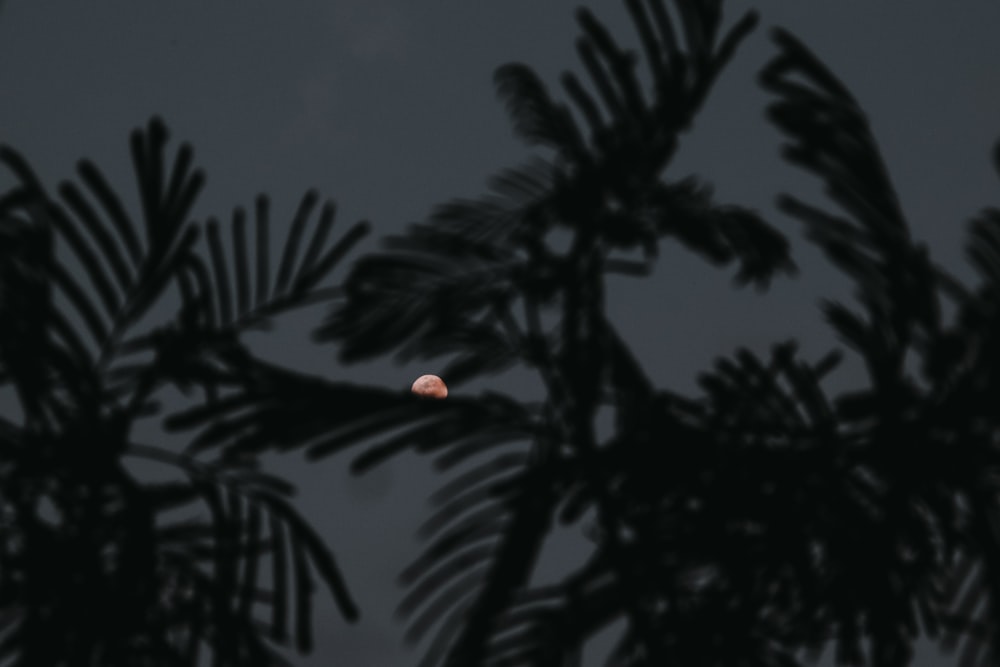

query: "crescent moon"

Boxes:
[411, 374, 448, 399]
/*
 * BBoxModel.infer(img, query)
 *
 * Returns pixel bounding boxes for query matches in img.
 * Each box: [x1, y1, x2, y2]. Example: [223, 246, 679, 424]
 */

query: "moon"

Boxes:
[411, 374, 448, 399]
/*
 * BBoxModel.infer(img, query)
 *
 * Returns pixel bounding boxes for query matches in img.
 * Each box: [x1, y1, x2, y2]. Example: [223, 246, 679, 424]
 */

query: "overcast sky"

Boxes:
[2, 2, 999, 665]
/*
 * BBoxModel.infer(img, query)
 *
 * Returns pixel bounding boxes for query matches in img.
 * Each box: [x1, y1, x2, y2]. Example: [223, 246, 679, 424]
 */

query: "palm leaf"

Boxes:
[0, 116, 366, 665]
[762, 28, 942, 385]
[181, 193, 369, 332]
[305, 5, 792, 666]
[0, 117, 203, 412]
[127, 443, 359, 659]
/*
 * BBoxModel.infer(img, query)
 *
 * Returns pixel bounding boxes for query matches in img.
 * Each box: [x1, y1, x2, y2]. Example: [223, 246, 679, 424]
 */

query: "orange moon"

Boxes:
[411, 374, 448, 399]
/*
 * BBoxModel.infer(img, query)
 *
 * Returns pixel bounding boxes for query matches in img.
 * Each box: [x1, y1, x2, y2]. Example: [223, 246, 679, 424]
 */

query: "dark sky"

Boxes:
[2, 2, 999, 665]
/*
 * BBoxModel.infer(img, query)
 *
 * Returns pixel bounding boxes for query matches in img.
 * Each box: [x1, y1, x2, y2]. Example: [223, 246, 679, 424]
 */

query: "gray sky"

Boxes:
[2, 2, 999, 665]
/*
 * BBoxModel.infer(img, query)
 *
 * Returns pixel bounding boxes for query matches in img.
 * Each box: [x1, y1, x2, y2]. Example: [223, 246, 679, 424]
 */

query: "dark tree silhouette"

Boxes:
[0, 119, 367, 665]
[171, 2, 803, 665]
[760, 29, 1000, 667]
[176, 3, 1000, 667]
[6, 1, 1000, 666]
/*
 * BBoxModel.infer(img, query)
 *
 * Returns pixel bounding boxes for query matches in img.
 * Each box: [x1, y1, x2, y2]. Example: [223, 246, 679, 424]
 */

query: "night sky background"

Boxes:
[2, 2, 999, 665]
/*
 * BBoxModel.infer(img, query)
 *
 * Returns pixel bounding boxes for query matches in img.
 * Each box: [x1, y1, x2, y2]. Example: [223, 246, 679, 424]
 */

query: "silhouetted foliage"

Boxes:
[761, 29, 1000, 667]
[0, 118, 367, 666]
[176, 4, 1000, 667]
[173, 2, 802, 666]
[7, 1, 1000, 666]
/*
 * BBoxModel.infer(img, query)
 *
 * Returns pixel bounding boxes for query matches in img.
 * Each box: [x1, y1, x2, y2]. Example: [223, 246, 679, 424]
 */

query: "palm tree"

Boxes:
[172, 1, 801, 665]
[162, 3, 1000, 667]
[0, 118, 367, 666]
[760, 28, 1000, 667]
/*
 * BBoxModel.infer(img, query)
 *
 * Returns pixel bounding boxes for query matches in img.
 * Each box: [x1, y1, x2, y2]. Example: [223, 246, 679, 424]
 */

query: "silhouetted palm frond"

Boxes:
[1, 118, 201, 427]
[763, 27, 1000, 667]
[316, 160, 552, 373]
[152, 4, 1000, 667]
[304, 2, 796, 666]
[924, 160, 1000, 667]
[179, 192, 369, 333]
[762, 29, 941, 387]
[493, 0, 794, 288]
[321, 0, 792, 373]
[128, 446, 358, 649]
[496, 0, 757, 170]
[0, 118, 365, 665]
[163, 353, 534, 463]
[164, 354, 550, 667]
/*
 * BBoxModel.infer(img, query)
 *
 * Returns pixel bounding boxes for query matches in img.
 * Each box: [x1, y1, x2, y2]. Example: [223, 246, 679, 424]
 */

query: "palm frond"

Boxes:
[646, 177, 795, 287]
[128, 444, 358, 657]
[163, 352, 535, 465]
[0, 208, 54, 421]
[0, 115, 368, 665]
[496, 0, 759, 172]
[762, 29, 941, 384]
[323, 1, 790, 383]
[403, 450, 559, 667]
[181, 193, 369, 332]
[0, 118, 203, 418]
[316, 159, 554, 367]
[303, 6, 795, 667]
